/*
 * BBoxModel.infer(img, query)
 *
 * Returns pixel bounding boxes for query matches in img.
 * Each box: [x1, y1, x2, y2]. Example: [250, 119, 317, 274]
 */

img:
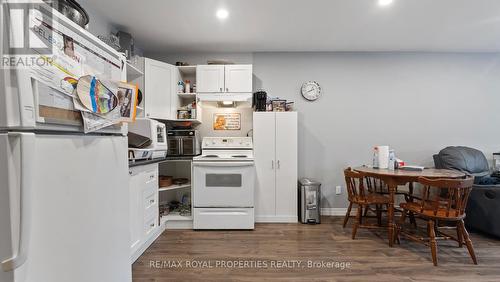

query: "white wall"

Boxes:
[253, 52, 500, 209]
[197, 105, 253, 138]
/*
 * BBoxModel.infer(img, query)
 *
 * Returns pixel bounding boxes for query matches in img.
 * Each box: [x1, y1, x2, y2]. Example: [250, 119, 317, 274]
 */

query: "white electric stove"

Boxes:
[192, 137, 255, 229]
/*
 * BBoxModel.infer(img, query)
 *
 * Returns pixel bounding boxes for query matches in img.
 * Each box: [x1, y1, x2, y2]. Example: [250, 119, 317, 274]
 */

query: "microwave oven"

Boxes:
[128, 118, 167, 151]
[167, 130, 201, 156]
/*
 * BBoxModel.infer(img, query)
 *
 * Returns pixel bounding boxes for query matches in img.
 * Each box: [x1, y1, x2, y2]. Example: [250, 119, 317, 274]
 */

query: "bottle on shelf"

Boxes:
[184, 80, 191, 94]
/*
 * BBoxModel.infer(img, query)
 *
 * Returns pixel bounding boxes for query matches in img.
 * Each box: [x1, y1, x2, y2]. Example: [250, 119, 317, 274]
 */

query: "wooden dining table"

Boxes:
[353, 166, 466, 247]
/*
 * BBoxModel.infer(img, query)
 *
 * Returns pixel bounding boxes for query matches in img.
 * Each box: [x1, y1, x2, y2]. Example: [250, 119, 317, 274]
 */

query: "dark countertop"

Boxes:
[128, 155, 196, 168]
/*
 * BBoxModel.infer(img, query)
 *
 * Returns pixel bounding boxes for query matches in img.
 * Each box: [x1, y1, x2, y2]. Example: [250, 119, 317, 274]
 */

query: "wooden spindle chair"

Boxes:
[395, 176, 477, 266]
[344, 175, 415, 228]
[343, 168, 393, 245]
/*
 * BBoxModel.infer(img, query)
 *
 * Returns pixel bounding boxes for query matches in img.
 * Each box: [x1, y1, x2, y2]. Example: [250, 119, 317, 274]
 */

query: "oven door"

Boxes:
[193, 161, 255, 207]
[167, 138, 181, 155]
[181, 137, 196, 155]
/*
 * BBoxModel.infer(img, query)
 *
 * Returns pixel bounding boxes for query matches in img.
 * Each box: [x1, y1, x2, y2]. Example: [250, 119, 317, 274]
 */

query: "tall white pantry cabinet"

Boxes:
[253, 112, 298, 222]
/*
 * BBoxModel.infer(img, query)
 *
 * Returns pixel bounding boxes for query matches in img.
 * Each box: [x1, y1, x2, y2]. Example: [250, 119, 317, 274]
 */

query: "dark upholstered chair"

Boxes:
[433, 146, 500, 238]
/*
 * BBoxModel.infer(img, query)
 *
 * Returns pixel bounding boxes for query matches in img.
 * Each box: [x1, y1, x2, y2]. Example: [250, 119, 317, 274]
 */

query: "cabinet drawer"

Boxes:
[142, 186, 158, 214]
[143, 213, 158, 237]
[144, 169, 157, 184]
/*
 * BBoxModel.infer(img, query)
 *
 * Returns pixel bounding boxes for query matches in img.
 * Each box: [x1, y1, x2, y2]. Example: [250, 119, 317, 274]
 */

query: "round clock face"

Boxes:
[301, 81, 322, 101]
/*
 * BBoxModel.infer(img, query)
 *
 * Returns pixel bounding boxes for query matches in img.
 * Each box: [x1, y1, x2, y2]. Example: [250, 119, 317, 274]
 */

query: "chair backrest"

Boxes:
[365, 176, 387, 193]
[344, 168, 367, 202]
[416, 176, 474, 218]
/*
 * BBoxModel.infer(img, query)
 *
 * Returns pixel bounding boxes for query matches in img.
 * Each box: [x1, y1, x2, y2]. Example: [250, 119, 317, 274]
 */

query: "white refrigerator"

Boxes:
[0, 2, 131, 282]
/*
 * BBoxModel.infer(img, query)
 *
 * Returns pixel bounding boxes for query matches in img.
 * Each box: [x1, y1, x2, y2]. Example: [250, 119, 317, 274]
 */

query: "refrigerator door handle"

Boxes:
[2, 132, 35, 272]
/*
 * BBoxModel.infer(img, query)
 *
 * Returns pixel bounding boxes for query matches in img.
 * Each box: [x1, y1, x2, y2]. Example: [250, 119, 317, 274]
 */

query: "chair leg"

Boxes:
[456, 223, 463, 248]
[358, 205, 363, 225]
[387, 203, 394, 247]
[352, 205, 362, 240]
[409, 212, 417, 228]
[376, 204, 382, 227]
[459, 220, 478, 265]
[428, 220, 438, 266]
[343, 202, 353, 228]
[395, 209, 407, 244]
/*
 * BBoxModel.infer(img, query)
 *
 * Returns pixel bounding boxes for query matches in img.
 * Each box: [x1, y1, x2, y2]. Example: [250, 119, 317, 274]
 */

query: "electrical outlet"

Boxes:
[336, 186, 342, 195]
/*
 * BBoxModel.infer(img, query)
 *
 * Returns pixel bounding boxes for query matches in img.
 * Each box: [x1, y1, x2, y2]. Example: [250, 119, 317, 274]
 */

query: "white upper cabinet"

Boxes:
[224, 65, 253, 93]
[144, 58, 175, 120]
[197, 64, 252, 93]
[196, 65, 225, 93]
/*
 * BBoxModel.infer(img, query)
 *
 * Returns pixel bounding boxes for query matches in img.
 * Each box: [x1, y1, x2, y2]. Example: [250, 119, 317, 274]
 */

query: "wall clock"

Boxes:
[301, 81, 322, 101]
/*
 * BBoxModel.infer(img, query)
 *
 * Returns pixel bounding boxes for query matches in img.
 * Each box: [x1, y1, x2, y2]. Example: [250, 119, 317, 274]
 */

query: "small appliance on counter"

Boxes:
[298, 178, 322, 224]
[128, 118, 168, 160]
[253, 90, 267, 112]
[167, 129, 201, 156]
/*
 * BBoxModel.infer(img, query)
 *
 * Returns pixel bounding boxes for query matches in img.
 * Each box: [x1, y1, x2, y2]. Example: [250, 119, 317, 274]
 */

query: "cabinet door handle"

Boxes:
[220, 87, 222, 92]
[271, 160, 274, 169]
[149, 199, 155, 204]
[277, 160, 281, 169]
[226, 87, 229, 92]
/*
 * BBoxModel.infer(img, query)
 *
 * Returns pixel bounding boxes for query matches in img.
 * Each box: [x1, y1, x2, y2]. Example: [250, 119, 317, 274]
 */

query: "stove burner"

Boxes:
[203, 155, 219, 158]
[231, 155, 248, 158]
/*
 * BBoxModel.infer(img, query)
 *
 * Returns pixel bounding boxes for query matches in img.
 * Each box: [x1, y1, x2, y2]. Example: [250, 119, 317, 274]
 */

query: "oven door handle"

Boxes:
[193, 161, 254, 167]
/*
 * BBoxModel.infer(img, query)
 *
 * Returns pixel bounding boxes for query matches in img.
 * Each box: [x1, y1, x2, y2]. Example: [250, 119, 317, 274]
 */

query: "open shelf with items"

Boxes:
[173, 65, 202, 124]
[158, 159, 193, 229]
[158, 182, 191, 192]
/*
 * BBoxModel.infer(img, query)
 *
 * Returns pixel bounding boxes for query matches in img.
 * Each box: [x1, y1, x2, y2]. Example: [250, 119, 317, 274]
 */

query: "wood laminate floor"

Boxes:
[132, 217, 500, 281]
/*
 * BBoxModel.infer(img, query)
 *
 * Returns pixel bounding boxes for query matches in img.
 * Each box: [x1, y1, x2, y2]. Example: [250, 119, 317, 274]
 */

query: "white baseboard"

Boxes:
[321, 208, 354, 216]
[256, 216, 298, 223]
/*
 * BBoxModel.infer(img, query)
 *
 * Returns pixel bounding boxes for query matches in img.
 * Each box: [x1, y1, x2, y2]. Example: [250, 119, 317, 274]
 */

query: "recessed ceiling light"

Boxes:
[378, 0, 393, 6]
[216, 9, 229, 20]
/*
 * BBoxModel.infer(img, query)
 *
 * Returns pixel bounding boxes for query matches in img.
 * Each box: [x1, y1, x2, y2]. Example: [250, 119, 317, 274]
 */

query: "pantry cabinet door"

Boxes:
[275, 112, 298, 221]
[253, 112, 277, 221]
[224, 65, 252, 92]
[144, 58, 175, 120]
[196, 65, 225, 93]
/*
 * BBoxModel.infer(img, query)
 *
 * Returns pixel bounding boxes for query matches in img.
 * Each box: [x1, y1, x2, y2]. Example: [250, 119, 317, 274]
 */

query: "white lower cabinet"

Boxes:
[129, 163, 162, 263]
[253, 112, 298, 222]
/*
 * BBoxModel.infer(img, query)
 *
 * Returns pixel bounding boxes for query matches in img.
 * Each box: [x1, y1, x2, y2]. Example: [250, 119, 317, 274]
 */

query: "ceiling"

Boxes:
[81, 0, 500, 53]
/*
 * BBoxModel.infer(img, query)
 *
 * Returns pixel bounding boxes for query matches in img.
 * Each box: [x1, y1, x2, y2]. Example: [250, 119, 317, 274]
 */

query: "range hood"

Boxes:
[197, 93, 252, 103]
